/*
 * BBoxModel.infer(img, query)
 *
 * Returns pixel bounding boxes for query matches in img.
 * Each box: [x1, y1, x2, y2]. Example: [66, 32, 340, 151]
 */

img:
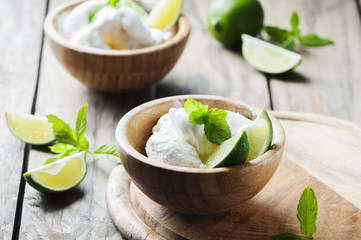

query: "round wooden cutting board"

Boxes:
[106, 112, 361, 240]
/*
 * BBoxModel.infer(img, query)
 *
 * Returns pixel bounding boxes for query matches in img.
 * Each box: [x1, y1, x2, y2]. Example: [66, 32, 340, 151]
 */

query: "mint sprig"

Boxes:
[264, 12, 333, 51]
[88, 0, 146, 23]
[93, 143, 120, 163]
[184, 98, 231, 145]
[44, 104, 121, 165]
[271, 186, 318, 240]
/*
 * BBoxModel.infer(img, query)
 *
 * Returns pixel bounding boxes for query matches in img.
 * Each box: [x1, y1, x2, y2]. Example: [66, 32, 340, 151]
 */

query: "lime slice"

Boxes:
[242, 34, 302, 74]
[23, 152, 87, 193]
[204, 131, 250, 168]
[5, 112, 55, 145]
[145, 0, 183, 31]
[247, 109, 273, 161]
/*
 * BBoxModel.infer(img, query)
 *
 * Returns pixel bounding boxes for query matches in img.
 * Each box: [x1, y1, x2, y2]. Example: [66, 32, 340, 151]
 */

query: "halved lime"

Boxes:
[242, 34, 302, 74]
[23, 152, 87, 193]
[145, 0, 183, 31]
[204, 131, 250, 168]
[247, 109, 273, 161]
[5, 112, 55, 145]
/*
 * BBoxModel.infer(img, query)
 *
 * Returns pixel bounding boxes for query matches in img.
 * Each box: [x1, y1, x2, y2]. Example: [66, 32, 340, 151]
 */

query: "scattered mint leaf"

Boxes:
[76, 104, 88, 145]
[263, 11, 333, 51]
[75, 104, 89, 151]
[290, 12, 299, 31]
[49, 143, 78, 154]
[184, 98, 231, 145]
[282, 36, 295, 51]
[263, 26, 289, 42]
[297, 186, 318, 236]
[271, 232, 307, 240]
[88, 4, 107, 22]
[47, 115, 78, 146]
[271, 186, 317, 239]
[298, 33, 333, 47]
[93, 143, 121, 164]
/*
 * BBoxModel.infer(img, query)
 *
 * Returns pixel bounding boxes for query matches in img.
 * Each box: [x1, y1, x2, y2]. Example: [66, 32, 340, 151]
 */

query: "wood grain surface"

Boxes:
[260, 0, 361, 123]
[1, 0, 360, 238]
[107, 112, 361, 240]
[0, 0, 47, 238]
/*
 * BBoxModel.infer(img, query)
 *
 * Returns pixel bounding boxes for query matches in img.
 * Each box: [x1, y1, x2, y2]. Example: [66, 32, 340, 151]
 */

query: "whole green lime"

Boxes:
[207, 0, 264, 47]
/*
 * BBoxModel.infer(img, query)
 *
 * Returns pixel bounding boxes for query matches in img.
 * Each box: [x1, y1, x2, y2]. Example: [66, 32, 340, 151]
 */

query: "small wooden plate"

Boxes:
[106, 112, 361, 240]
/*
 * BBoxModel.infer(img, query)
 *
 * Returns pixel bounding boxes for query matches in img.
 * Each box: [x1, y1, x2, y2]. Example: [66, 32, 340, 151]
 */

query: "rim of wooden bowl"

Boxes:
[43, 0, 191, 56]
[116, 95, 285, 174]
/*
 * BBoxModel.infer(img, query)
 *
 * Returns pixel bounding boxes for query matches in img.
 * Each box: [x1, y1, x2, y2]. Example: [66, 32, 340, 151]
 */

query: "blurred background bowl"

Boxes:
[44, 0, 190, 93]
[115, 95, 285, 215]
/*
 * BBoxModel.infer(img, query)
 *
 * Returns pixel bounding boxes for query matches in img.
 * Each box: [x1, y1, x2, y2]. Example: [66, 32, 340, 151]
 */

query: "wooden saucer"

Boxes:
[106, 112, 361, 240]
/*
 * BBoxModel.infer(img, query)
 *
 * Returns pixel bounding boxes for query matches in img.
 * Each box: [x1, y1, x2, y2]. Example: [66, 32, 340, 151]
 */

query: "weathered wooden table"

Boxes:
[1, 0, 361, 239]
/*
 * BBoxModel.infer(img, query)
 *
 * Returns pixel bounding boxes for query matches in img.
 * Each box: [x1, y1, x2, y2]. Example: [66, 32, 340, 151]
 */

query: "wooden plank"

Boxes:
[260, 0, 361, 123]
[19, 0, 270, 238]
[0, 0, 46, 238]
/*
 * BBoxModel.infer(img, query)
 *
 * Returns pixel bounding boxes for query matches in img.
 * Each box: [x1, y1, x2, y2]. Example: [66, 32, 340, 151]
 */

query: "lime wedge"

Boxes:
[247, 109, 273, 161]
[145, 0, 183, 31]
[242, 34, 302, 74]
[5, 112, 55, 145]
[205, 131, 250, 168]
[23, 152, 87, 193]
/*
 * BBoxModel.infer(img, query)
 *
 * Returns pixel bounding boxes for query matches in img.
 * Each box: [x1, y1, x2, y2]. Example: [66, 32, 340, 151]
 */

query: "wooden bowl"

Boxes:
[43, 0, 190, 93]
[115, 95, 285, 215]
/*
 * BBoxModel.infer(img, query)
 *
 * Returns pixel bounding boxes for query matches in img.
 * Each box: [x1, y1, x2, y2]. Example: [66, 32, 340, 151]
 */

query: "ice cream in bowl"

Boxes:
[44, 0, 190, 93]
[115, 95, 285, 215]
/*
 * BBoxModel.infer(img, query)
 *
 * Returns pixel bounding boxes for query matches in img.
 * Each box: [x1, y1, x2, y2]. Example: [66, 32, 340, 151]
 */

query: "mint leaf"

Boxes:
[94, 143, 121, 164]
[108, 0, 120, 7]
[184, 98, 208, 114]
[206, 108, 228, 123]
[44, 148, 81, 165]
[185, 98, 231, 145]
[49, 143, 78, 154]
[47, 115, 78, 146]
[290, 12, 299, 31]
[204, 120, 231, 145]
[75, 104, 89, 151]
[271, 232, 307, 240]
[298, 33, 333, 47]
[263, 26, 289, 42]
[88, 4, 107, 22]
[297, 186, 318, 236]
[189, 109, 206, 125]
[282, 36, 295, 51]
[263, 11, 333, 51]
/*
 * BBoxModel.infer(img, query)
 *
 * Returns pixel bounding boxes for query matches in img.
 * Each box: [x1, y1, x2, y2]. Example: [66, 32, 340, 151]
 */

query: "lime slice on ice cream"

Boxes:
[146, 0, 183, 31]
[205, 131, 250, 168]
[242, 34, 302, 74]
[246, 109, 273, 161]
